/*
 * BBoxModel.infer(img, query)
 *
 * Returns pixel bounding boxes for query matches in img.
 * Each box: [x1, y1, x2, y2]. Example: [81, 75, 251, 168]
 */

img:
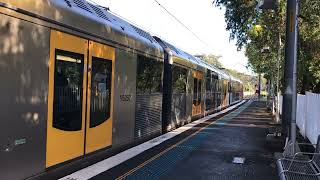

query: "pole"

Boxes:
[282, 0, 298, 145]
[258, 73, 261, 101]
[276, 10, 281, 123]
[275, 36, 281, 122]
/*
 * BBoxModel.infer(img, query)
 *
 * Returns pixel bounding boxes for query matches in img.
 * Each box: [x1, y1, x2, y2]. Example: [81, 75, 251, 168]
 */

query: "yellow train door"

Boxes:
[192, 71, 203, 116]
[85, 41, 114, 154]
[46, 31, 114, 167]
[46, 30, 88, 167]
[223, 80, 228, 107]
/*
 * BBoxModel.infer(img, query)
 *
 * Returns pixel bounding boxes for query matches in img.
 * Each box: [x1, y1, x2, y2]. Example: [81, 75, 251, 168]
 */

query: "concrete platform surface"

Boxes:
[77, 100, 283, 180]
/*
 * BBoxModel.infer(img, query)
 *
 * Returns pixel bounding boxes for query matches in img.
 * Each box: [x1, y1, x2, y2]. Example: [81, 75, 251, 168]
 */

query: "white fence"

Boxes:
[278, 92, 320, 144]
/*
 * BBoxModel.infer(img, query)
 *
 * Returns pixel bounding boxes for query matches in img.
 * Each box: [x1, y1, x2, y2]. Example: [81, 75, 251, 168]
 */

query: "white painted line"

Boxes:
[232, 157, 246, 164]
[60, 100, 247, 180]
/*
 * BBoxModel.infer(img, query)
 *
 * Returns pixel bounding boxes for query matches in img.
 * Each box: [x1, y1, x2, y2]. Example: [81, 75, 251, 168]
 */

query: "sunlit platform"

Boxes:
[59, 100, 283, 180]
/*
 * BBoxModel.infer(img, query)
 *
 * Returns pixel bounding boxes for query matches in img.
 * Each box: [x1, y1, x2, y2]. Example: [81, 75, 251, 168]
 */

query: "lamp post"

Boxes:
[276, 30, 281, 123]
[257, 0, 279, 9]
[282, 0, 298, 146]
[257, 0, 299, 147]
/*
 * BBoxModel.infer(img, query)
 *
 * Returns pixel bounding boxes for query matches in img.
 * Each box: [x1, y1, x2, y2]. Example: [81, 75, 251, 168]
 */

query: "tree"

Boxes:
[213, 0, 320, 93]
[195, 54, 224, 68]
[212, 0, 259, 49]
[298, 0, 320, 93]
[226, 68, 260, 93]
[196, 54, 258, 94]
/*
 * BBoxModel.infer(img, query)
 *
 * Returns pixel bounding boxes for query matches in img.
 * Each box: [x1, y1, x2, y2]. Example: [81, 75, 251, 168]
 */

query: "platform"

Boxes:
[61, 100, 283, 180]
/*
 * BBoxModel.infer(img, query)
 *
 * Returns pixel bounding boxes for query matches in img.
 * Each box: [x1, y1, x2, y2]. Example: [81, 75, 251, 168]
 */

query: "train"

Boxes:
[0, 0, 243, 179]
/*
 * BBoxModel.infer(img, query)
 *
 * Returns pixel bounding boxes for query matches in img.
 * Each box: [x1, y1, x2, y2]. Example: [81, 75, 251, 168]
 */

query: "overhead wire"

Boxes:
[89, 0, 251, 74]
[88, 1, 251, 74]
[152, 0, 253, 74]
[153, 0, 213, 54]
[88, 0, 212, 55]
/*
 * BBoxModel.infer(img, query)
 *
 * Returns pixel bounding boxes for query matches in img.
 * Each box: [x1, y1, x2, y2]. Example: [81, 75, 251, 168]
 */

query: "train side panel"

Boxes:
[112, 49, 137, 148]
[170, 65, 189, 129]
[134, 55, 163, 140]
[186, 69, 193, 123]
[0, 1, 245, 179]
[0, 14, 49, 180]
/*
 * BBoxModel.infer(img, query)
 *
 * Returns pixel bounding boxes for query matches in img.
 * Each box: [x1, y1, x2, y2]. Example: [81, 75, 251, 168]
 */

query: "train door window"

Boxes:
[198, 79, 202, 103]
[206, 70, 211, 93]
[224, 82, 227, 95]
[53, 50, 84, 131]
[205, 73, 212, 110]
[89, 57, 112, 128]
[193, 78, 198, 101]
[213, 79, 217, 107]
[212, 79, 216, 93]
[210, 74, 214, 94]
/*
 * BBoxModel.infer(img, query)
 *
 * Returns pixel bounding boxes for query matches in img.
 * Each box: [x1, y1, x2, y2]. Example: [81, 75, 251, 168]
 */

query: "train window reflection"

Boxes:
[53, 50, 84, 131]
[90, 57, 112, 128]
[172, 65, 187, 94]
[136, 55, 163, 94]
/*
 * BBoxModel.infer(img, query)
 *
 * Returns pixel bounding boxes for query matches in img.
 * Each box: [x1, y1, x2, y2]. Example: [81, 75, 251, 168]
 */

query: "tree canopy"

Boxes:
[196, 54, 259, 93]
[195, 54, 224, 68]
[213, 0, 320, 93]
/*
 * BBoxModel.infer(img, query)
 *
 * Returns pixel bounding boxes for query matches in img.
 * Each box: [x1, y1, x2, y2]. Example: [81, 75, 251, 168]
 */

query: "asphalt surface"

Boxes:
[91, 100, 282, 180]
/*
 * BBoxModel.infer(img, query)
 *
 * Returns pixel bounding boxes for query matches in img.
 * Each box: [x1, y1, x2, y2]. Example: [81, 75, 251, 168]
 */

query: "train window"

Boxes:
[206, 71, 211, 92]
[212, 80, 216, 92]
[136, 55, 163, 94]
[90, 57, 112, 128]
[172, 65, 187, 93]
[206, 70, 211, 78]
[206, 78, 211, 92]
[53, 50, 84, 131]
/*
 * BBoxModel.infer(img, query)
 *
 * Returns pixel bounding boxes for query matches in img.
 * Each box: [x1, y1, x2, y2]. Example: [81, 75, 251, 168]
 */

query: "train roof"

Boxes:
[195, 58, 222, 75]
[216, 70, 230, 80]
[1, 0, 164, 58]
[228, 73, 242, 83]
[194, 58, 215, 72]
[207, 64, 230, 80]
[153, 37, 242, 83]
[192, 57, 230, 80]
[232, 78, 243, 83]
[153, 36, 201, 69]
[2, 0, 243, 84]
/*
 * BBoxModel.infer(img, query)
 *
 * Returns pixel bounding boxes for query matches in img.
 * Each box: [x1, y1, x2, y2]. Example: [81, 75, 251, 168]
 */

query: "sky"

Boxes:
[91, 0, 252, 74]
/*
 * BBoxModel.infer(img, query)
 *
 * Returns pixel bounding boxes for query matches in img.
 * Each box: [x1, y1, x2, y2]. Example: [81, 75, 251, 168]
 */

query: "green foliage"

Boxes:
[213, 0, 258, 49]
[298, 0, 320, 93]
[197, 54, 259, 94]
[195, 54, 224, 68]
[226, 68, 259, 92]
[214, 0, 320, 93]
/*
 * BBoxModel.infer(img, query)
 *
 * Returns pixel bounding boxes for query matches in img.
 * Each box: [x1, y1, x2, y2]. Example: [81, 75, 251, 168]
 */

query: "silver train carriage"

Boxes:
[0, 0, 243, 179]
